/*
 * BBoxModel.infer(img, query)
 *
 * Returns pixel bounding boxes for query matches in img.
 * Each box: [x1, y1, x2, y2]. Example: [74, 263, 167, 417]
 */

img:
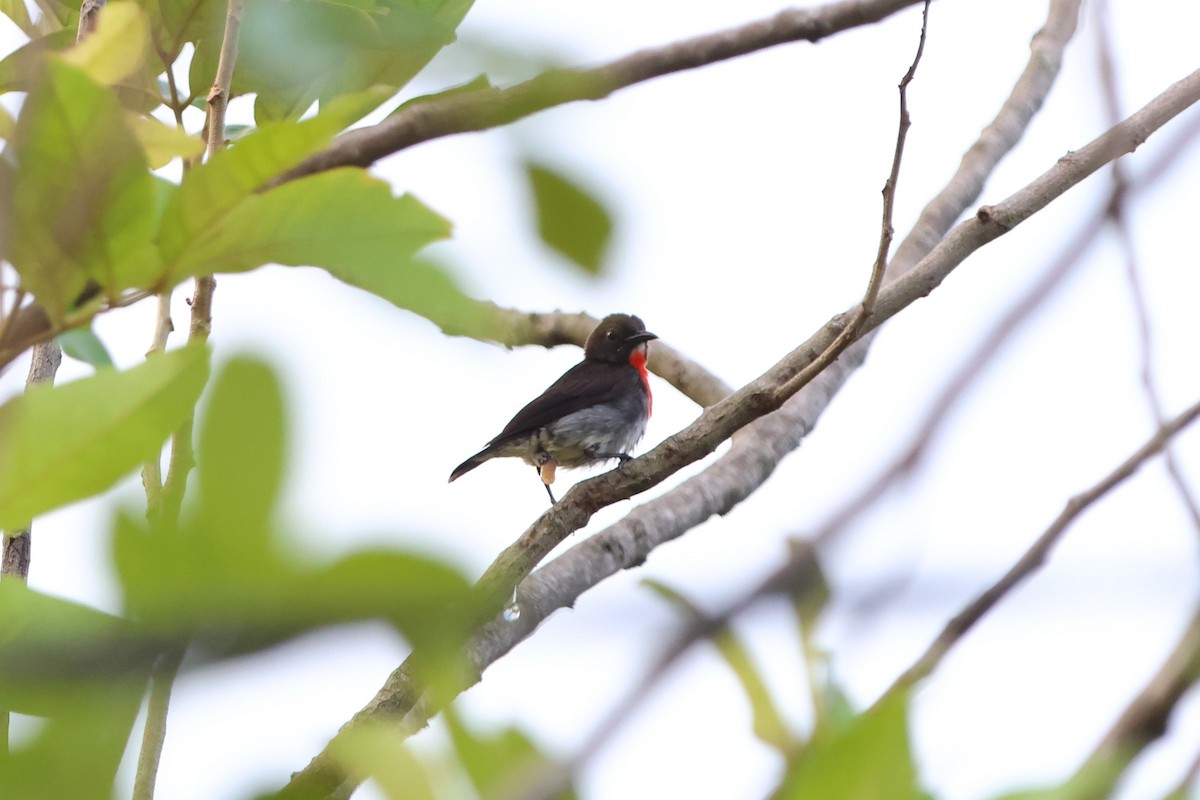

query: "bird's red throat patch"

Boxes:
[630, 348, 652, 416]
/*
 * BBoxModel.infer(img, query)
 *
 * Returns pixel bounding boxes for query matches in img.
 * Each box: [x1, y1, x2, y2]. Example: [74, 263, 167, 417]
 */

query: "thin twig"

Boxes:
[132, 3, 243, 798]
[275, 0, 927, 186]
[773, 0, 930, 403]
[131, 647, 186, 800]
[514, 11, 939, 792]
[887, 397, 1200, 695]
[283, 4, 1089, 795]
[1093, 0, 1200, 536]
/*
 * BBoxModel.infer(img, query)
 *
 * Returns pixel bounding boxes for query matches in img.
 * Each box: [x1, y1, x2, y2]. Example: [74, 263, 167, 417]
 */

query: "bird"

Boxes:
[449, 313, 657, 504]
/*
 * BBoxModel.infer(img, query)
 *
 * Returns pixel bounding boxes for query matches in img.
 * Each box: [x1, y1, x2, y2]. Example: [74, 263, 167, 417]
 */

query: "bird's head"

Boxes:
[584, 313, 657, 365]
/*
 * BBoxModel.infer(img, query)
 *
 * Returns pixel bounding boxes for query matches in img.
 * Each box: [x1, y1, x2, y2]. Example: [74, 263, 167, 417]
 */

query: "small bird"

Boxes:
[449, 313, 657, 503]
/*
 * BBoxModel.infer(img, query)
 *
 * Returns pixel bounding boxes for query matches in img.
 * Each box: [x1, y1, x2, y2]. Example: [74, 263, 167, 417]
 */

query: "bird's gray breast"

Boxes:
[540, 390, 649, 468]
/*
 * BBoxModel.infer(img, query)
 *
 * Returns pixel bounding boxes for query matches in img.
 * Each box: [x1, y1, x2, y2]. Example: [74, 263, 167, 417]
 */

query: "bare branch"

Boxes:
[276, 0, 927, 185]
[888, 396, 1200, 694]
[772, 0, 930, 403]
[133, 4, 243, 798]
[461, 303, 733, 408]
[1076, 602, 1200, 787]
[0, 343, 62, 580]
[1093, 0, 1200, 537]
[470, 58, 1200, 660]
[283, 4, 1088, 796]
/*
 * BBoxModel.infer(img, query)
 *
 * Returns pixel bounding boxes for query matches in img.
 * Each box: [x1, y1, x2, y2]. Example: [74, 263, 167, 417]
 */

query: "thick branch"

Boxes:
[284, 3, 1088, 795]
[277, 0, 926, 184]
[463, 303, 732, 407]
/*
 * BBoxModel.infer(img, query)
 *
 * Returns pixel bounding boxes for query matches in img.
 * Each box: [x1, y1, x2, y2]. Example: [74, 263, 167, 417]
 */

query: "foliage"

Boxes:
[0, 0, 1170, 799]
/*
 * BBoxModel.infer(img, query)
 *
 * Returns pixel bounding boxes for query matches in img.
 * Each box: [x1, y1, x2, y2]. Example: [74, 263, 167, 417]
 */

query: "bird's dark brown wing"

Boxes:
[490, 360, 644, 446]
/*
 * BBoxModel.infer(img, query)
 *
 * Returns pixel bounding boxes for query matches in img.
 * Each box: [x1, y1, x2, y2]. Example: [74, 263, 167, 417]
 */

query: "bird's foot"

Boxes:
[586, 447, 633, 465]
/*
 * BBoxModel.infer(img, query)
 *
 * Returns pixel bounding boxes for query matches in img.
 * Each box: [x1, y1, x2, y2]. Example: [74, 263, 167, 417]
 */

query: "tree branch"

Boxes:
[283, 2, 1087, 795]
[275, 0, 927, 185]
[1075, 602, 1200, 791]
[887, 395, 1200, 695]
[132, 3, 243, 798]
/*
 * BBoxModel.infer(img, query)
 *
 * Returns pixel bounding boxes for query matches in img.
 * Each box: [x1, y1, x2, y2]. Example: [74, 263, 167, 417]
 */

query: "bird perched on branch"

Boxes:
[449, 313, 657, 504]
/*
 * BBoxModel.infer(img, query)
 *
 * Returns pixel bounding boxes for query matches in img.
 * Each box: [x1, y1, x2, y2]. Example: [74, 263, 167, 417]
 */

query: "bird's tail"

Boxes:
[448, 450, 489, 482]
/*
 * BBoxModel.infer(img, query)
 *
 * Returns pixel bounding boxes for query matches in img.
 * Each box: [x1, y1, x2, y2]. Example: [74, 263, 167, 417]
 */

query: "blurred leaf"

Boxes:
[153, 0, 220, 55]
[114, 356, 477, 657]
[0, 0, 32, 35]
[327, 722, 436, 800]
[195, 356, 285, 547]
[445, 706, 576, 800]
[61, 1, 149, 86]
[774, 690, 921, 800]
[32, 0, 74, 31]
[116, 522, 478, 659]
[0, 582, 152, 712]
[126, 112, 204, 168]
[991, 759, 1126, 800]
[390, 73, 495, 117]
[186, 0, 474, 123]
[56, 326, 114, 368]
[0, 102, 13, 139]
[644, 579, 795, 753]
[0, 27, 75, 93]
[7, 59, 158, 319]
[0, 585, 146, 800]
[158, 86, 391, 275]
[524, 161, 613, 276]
[0, 342, 210, 529]
[0, 681, 144, 800]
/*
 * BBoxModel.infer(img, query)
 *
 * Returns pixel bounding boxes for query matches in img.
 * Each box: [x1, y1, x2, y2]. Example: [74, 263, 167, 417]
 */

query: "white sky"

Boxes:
[4, 1, 1200, 799]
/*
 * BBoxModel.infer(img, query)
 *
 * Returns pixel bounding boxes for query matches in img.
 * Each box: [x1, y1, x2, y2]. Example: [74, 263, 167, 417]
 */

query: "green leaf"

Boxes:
[0, 583, 147, 800]
[0, 29, 75, 94]
[158, 87, 391, 275]
[116, 521, 477, 658]
[327, 723, 437, 800]
[0, 581, 152, 712]
[774, 690, 921, 800]
[0, 682, 144, 800]
[445, 706, 577, 800]
[186, 0, 474, 123]
[524, 161, 613, 276]
[7, 59, 158, 319]
[61, 1, 150, 86]
[990, 759, 1127, 800]
[0, 342, 210, 529]
[644, 579, 795, 753]
[126, 112, 205, 168]
[56, 327, 114, 368]
[169, 168, 484, 336]
[174, 169, 449, 276]
[195, 356, 286, 546]
[0, 0, 33, 36]
[153, 0, 220, 56]
[113, 356, 477, 657]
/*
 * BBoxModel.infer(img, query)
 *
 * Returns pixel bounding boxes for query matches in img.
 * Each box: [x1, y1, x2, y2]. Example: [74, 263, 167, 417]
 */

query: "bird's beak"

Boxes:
[626, 331, 658, 345]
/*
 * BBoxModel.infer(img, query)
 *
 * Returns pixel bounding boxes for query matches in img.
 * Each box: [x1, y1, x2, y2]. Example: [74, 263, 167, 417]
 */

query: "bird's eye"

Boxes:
[607, 330, 616, 339]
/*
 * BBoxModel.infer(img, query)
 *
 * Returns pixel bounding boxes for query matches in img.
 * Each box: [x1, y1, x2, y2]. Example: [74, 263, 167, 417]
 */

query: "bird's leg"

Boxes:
[536, 452, 558, 505]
